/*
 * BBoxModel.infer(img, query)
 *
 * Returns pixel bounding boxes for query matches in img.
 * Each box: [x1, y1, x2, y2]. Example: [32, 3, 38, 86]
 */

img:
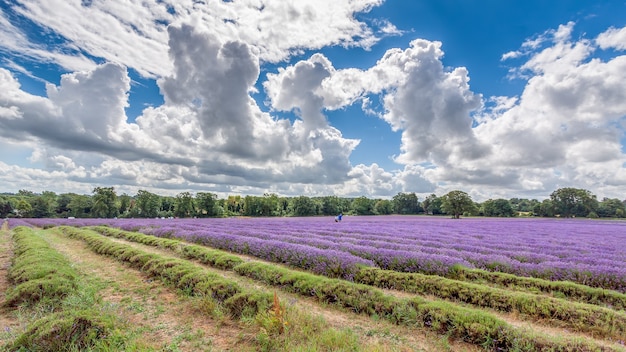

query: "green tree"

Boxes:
[319, 196, 342, 216]
[135, 190, 161, 218]
[30, 196, 53, 218]
[92, 187, 118, 218]
[0, 196, 13, 218]
[533, 199, 554, 217]
[56, 193, 74, 217]
[374, 199, 393, 215]
[196, 192, 218, 217]
[289, 196, 319, 216]
[226, 195, 244, 215]
[174, 192, 196, 218]
[262, 193, 281, 217]
[67, 194, 92, 218]
[597, 198, 626, 218]
[160, 196, 176, 216]
[16, 199, 33, 218]
[482, 199, 515, 217]
[351, 196, 374, 215]
[118, 193, 132, 216]
[441, 190, 473, 219]
[17, 189, 35, 197]
[550, 188, 597, 218]
[392, 192, 420, 214]
[422, 194, 443, 215]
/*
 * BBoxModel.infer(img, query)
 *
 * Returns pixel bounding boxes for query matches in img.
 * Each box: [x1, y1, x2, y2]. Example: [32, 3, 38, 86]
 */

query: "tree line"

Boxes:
[1, 187, 624, 219]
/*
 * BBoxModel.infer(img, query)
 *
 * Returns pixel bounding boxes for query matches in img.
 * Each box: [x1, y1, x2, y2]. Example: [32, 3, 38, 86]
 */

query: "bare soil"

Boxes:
[0, 222, 22, 347]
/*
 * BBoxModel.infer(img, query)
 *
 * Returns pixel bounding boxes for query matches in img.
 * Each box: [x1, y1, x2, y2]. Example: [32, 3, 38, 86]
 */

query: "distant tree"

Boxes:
[226, 195, 244, 215]
[0, 196, 13, 218]
[135, 190, 161, 218]
[374, 199, 394, 215]
[92, 187, 118, 218]
[67, 194, 93, 218]
[319, 196, 342, 216]
[17, 189, 35, 197]
[441, 190, 473, 219]
[118, 193, 132, 215]
[30, 197, 53, 218]
[482, 199, 515, 217]
[289, 196, 319, 216]
[509, 198, 539, 213]
[262, 193, 282, 217]
[550, 188, 597, 218]
[533, 199, 554, 217]
[597, 197, 626, 218]
[160, 196, 176, 216]
[16, 199, 33, 218]
[276, 197, 290, 216]
[392, 192, 420, 214]
[422, 194, 443, 215]
[196, 192, 218, 217]
[351, 196, 374, 215]
[56, 193, 74, 217]
[174, 191, 196, 218]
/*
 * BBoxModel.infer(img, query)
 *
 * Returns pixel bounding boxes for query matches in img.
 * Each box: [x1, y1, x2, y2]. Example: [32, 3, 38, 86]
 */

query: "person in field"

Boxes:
[335, 213, 343, 222]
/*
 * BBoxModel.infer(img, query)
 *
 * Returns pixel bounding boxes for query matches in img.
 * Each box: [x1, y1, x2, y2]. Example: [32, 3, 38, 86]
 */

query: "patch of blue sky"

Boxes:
[125, 68, 164, 123]
[326, 103, 401, 170]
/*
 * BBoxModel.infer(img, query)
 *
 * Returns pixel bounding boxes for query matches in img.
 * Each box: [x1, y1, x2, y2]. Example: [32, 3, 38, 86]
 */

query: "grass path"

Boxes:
[41, 229, 260, 351]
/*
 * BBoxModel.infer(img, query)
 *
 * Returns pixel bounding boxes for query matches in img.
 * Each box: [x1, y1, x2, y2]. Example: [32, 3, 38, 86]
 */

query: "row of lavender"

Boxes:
[8, 216, 626, 291]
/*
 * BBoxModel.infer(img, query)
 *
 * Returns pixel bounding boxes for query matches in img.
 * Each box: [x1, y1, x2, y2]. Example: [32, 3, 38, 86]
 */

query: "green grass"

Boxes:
[3, 227, 151, 351]
[57, 227, 423, 351]
[447, 264, 626, 311]
[4, 226, 79, 307]
[58, 226, 273, 319]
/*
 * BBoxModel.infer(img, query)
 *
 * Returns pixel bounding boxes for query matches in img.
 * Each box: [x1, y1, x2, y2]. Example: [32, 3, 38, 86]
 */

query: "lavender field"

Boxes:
[12, 216, 626, 292]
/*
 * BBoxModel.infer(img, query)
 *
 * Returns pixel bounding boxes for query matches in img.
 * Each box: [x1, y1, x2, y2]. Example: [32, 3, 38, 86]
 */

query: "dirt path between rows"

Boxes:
[0, 222, 22, 347]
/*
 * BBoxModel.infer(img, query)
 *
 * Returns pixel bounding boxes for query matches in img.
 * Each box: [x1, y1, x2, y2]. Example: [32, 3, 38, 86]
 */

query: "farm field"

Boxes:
[2, 216, 626, 351]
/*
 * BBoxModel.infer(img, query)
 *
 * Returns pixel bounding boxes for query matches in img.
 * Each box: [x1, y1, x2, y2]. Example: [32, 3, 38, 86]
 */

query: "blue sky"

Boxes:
[0, 0, 625, 201]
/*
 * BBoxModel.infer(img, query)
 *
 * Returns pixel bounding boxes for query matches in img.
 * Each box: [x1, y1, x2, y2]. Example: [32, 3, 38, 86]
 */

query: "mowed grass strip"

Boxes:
[4, 226, 78, 307]
[83, 225, 622, 351]
[90, 224, 626, 341]
[58, 226, 273, 319]
[354, 267, 626, 340]
[3, 227, 138, 351]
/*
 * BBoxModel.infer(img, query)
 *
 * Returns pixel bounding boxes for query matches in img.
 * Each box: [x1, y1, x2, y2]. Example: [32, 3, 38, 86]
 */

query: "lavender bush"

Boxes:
[12, 216, 626, 291]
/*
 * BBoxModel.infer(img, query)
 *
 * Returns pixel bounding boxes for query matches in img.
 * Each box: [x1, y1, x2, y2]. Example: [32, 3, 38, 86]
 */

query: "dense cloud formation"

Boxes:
[0, 1, 625, 200]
